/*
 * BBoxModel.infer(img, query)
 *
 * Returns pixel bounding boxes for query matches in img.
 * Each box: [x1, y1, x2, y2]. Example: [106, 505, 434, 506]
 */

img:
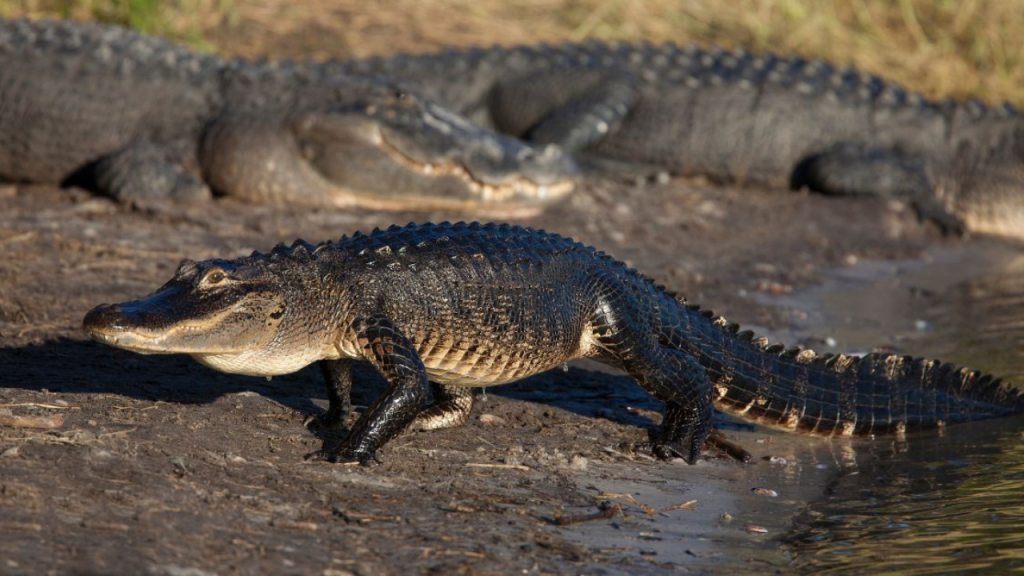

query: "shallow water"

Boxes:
[774, 241, 1024, 573]
[551, 243, 1024, 573]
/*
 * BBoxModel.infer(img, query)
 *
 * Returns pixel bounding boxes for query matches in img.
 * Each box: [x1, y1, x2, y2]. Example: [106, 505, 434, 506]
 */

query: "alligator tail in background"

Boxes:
[656, 294, 1024, 435]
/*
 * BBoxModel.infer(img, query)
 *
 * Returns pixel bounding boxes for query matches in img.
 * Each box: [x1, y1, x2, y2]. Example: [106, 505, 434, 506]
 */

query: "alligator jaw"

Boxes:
[83, 302, 249, 355]
[375, 134, 577, 206]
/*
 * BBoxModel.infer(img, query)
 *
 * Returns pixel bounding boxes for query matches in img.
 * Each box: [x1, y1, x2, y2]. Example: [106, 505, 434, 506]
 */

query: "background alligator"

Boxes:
[0, 19, 575, 214]
[339, 42, 1024, 238]
[7, 19, 1024, 237]
[83, 222, 1024, 466]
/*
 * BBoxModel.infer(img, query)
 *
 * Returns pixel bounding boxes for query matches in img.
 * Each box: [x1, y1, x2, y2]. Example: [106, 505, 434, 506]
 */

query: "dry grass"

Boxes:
[2, 0, 1024, 104]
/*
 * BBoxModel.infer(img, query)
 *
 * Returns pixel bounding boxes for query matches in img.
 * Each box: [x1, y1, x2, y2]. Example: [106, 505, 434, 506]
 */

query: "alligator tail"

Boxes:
[658, 293, 1024, 436]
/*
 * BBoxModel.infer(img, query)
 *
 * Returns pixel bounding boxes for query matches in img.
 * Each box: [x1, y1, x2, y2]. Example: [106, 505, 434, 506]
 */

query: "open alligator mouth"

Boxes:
[376, 136, 577, 203]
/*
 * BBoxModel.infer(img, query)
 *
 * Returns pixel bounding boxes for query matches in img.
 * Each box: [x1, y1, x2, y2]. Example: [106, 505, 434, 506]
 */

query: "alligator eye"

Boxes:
[205, 270, 226, 285]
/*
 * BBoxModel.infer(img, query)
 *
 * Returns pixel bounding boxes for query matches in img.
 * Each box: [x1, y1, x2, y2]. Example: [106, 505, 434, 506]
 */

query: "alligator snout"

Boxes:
[83, 303, 129, 339]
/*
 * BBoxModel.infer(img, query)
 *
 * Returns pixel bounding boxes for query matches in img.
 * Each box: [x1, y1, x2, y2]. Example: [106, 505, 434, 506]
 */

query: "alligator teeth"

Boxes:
[376, 137, 574, 203]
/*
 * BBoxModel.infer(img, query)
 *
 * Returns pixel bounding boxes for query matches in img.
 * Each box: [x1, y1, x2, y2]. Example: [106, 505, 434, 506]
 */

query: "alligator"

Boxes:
[82, 222, 1024, 465]
[0, 19, 575, 215]
[336, 42, 1024, 238]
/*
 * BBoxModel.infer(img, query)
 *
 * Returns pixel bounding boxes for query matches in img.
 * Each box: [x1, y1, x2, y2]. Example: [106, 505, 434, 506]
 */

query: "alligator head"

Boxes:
[83, 247, 338, 377]
[203, 78, 578, 216]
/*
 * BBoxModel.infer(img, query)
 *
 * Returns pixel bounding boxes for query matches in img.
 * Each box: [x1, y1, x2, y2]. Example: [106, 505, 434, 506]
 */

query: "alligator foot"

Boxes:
[630, 429, 751, 463]
[303, 407, 349, 433]
[93, 142, 211, 205]
[911, 197, 968, 237]
[303, 446, 380, 466]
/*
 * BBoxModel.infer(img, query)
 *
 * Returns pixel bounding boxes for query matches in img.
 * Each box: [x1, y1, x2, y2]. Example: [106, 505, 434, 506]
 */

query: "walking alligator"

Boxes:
[338, 42, 1024, 238]
[83, 222, 1024, 465]
[0, 19, 575, 214]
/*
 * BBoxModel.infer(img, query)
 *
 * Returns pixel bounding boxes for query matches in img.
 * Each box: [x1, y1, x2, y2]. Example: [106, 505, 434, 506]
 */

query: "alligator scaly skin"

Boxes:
[0, 19, 576, 213]
[340, 43, 1024, 238]
[84, 223, 1024, 465]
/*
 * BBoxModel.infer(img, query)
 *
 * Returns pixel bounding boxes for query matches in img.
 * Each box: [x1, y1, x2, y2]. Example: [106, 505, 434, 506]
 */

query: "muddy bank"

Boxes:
[0, 177, 989, 573]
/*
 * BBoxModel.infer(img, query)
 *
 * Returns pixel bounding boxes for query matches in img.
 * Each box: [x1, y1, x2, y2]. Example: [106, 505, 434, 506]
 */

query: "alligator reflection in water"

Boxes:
[788, 416, 1024, 572]
[780, 246, 1024, 572]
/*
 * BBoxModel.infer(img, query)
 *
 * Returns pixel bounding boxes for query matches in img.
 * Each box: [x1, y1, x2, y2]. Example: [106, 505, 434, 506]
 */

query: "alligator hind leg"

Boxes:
[624, 347, 714, 464]
[412, 383, 474, 431]
[791, 143, 965, 235]
[591, 288, 714, 464]
[305, 315, 429, 465]
[305, 358, 354, 432]
[91, 142, 211, 204]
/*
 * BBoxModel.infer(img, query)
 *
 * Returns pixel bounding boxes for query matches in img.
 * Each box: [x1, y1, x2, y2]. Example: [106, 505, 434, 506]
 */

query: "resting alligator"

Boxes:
[83, 222, 1024, 465]
[0, 19, 575, 214]
[337, 42, 1024, 238]
[7, 19, 1023, 237]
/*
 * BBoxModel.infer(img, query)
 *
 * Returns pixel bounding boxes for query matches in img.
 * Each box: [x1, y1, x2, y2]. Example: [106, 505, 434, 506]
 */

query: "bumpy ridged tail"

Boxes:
[658, 293, 1024, 436]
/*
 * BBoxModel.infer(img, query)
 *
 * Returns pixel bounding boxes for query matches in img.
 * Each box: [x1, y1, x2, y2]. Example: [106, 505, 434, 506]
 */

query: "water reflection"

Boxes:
[789, 416, 1024, 573]
[917, 254, 1024, 382]
[787, 248, 1024, 573]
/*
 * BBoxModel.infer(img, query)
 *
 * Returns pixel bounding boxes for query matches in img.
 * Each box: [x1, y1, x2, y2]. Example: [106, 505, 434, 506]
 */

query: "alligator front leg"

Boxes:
[489, 69, 640, 152]
[305, 358, 354, 432]
[305, 315, 429, 466]
[92, 141, 211, 204]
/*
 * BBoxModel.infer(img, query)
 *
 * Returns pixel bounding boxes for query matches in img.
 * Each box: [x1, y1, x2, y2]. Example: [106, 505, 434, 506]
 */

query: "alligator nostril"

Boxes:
[82, 303, 126, 333]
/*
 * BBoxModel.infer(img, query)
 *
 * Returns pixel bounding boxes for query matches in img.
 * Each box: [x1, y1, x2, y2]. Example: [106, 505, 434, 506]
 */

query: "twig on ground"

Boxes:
[466, 462, 531, 471]
[596, 492, 658, 515]
[0, 413, 64, 429]
[554, 502, 622, 526]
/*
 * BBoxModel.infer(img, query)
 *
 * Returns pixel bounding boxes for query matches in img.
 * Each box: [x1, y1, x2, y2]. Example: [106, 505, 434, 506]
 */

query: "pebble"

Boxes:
[567, 454, 588, 471]
[478, 413, 506, 425]
[751, 487, 779, 497]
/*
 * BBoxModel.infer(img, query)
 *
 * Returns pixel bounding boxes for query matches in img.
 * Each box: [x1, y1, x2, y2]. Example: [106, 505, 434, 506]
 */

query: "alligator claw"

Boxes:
[653, 440, 701, 464]
[303, 447, 379, 466]
[629, 439, 702, 464]
[304, 409, 347, 432]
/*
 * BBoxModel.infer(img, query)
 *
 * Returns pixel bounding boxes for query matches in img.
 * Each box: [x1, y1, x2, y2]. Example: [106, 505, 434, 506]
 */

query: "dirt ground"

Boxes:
[0, 173, 973, 574]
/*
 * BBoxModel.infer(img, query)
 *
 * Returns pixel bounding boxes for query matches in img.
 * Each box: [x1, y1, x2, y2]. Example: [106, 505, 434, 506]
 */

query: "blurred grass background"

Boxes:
[1, 0, 1022, 104]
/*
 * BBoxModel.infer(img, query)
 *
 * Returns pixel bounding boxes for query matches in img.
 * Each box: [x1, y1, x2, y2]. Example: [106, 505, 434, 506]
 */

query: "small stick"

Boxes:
[597, 492, 657, 515]
[554, 503, 622, 526]
[0, 403, 72, 410]
[660, 499, 698, 513]
[466, 462, 530, 471]
[707, 429, 753, 462]
[0, 413, 64, 429]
